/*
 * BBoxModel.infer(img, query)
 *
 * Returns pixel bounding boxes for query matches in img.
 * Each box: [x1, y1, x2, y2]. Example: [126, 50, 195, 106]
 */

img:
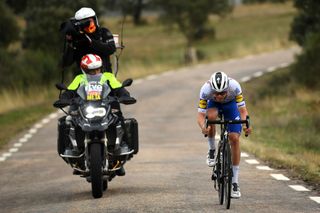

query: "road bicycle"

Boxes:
[205, 113, 250, 209]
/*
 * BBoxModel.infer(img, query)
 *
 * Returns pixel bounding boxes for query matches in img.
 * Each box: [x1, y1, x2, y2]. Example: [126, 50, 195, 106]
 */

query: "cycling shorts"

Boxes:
[207, 100, 242, 134]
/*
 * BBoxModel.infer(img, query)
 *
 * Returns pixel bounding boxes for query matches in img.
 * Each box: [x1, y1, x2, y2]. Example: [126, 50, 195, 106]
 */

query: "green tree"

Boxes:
[0, 1, 20, 48]
[290, 0, 320, 88]
[154, 0, 232, 63]
[290, 0, 320, 46]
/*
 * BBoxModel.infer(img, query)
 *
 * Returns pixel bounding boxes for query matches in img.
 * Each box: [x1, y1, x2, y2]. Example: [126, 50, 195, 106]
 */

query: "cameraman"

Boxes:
[60, 7, 116, 73]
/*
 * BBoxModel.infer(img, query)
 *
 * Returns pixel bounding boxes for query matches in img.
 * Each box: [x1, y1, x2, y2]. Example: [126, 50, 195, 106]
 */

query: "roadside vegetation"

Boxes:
[242, 67, 320, 188]
[0, 2, 296, 149]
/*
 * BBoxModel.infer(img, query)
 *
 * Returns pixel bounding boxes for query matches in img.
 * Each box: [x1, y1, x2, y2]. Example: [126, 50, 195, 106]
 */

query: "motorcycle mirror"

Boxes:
[122, 78, 133, 87]
[55, 83, 67, 91]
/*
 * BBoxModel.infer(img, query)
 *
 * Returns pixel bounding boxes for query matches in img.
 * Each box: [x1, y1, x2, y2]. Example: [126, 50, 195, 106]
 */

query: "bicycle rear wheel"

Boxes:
[224, 142, 232, 209]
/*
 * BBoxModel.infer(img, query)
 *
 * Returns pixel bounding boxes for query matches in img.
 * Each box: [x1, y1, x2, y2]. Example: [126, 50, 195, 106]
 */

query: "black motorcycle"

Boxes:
[54, 77, 138, 198]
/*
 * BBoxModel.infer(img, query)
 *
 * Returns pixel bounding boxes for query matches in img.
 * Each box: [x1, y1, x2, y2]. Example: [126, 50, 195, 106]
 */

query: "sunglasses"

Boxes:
[214, 91, 227, 96]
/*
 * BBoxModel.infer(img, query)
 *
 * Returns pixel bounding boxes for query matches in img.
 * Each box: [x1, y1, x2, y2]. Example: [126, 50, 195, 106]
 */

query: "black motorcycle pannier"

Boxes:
[124, 118, 139, 154]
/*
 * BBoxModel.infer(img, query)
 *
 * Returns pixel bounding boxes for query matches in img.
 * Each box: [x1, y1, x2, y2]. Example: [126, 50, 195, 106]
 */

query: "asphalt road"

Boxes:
[1, 47, 319, 213]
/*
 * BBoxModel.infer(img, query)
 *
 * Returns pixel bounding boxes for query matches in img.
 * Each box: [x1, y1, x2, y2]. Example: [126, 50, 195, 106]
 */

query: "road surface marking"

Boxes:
[240, 76, 251, 82]
[49, 113, 58, 119]
[19, 138, 28, 143]
[2, 153, 12, 158]
[29, 128, 37, 134]
[289, 185, 310, 192]
[253, 71, 264, 78]
[279, 62, 289, 68]
[9, 148, 19, 153]
[241, 152, 249, 157]
[0, 157, 6, 162]
[41, 118, 50, 124]
[14, 143, 22, 147]
[270, 174, 290, 181]
[34, 123, 43, 129]
[24, 134, 33, 139]
[267, 66, 276, 72]
[146, 75, 158, 81]
[309, 197, 320, 204]
[256, 166, 274, 171]
[245, 159, 259, 164]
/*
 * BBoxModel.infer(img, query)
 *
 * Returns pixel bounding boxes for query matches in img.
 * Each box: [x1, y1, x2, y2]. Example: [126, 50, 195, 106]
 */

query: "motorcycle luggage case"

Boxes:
[124, 118, 139, 154]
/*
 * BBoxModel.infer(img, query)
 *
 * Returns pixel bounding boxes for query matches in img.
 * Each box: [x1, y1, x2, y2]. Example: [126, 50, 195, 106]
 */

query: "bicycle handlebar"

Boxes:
[204, 115, 250, 137]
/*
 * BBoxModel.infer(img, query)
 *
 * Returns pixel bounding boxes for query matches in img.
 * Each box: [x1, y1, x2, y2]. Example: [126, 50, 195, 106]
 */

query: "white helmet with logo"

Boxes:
[75, 7, 95, 20]
[210, 71, 229, 92]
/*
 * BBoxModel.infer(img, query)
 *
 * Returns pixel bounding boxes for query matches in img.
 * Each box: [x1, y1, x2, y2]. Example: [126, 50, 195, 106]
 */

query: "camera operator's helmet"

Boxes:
[210, 71, 229, 92]
[75, 7, 99, 33]
[80, 54, 103, 74]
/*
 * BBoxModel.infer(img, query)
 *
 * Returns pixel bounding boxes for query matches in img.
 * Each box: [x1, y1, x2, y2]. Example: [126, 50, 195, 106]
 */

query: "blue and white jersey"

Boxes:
[198, 78, 246, 113]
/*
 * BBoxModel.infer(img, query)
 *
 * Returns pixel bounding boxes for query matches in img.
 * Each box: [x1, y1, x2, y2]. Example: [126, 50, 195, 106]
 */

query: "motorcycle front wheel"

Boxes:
[90, 143, 103, 198]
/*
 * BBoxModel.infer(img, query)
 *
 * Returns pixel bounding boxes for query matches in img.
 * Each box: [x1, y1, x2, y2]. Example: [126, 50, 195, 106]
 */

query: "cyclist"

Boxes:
[197, 71, 252, 198]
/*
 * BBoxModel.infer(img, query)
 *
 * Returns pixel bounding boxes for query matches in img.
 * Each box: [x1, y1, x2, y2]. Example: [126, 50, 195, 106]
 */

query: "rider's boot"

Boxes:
[206, 149, 215, 167]
[115, 166, 126, 176]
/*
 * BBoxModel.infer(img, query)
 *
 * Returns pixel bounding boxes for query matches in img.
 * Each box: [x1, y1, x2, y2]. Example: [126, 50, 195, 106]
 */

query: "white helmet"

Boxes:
[75, 7, 96, 20]
[80, 54, 102, 73]
[210, 71, 229, 92]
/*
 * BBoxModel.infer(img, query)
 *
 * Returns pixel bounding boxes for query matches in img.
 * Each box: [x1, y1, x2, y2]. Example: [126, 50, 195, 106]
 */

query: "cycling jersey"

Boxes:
[198, 78, 245, 113]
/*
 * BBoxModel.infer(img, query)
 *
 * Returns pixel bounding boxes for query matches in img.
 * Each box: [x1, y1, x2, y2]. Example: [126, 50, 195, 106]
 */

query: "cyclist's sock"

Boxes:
[232, 165, 240, 184]
[208, 137, 216, 150]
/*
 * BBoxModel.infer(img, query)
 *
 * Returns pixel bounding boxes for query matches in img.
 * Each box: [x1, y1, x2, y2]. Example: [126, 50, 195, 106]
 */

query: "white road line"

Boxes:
[161, 71, 174, 77]
[19, 138, 28, 143]
[146, 75, 158, 81]
[267, 66, 276, 72]
[244, 55, 254, 60]
[41, 118, 50, 124]
[9, 148, 19, 153]
[279, 62, 289, 68]
[241, 152, 249, 157]
[310, 197, 320, 204]
[256, 166, 274, 171]
[24, 134, 33, 139]
[289, 185, 310, 192]
[2, 153, 12, 158]
[253, 71, 264, 78]
[14, 143, 22, 147]
[34, 123, 43, 129]
[49, 113, 58, 119]
[133, 79, 143, 85]
[29, 128, 37, 134]
[270, 174, 290, 181]
[0, 157, 6, 162]
[240, 76, 251, 82]
[245, 159, 260, 164]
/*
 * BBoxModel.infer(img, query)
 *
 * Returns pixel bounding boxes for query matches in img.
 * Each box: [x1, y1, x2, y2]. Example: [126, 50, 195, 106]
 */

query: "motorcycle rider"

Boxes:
[60, 7, 116, 73]
[58, 54, 135, 176]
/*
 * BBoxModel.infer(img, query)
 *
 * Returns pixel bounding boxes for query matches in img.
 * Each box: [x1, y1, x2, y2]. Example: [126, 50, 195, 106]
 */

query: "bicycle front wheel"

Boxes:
[217, 144, 224, 205]
[224, 142, 232, 209]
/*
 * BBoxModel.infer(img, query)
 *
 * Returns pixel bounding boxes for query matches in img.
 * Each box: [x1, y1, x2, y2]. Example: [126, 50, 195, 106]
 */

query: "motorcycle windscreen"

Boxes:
[77, 78, 111, 101]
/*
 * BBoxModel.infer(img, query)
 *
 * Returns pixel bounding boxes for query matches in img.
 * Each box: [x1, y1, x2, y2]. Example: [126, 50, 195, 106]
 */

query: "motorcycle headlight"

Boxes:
[84, 106, 106, 119]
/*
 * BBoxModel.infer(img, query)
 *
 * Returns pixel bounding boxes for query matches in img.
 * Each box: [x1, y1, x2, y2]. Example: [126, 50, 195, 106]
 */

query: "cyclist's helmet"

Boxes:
[80, 54, 102, 74]
[210, 71, 229, 92]
[74, 7, 99, 33]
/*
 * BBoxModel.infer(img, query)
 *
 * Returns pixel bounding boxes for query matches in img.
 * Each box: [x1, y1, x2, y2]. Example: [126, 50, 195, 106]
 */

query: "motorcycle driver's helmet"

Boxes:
[75, 7, 99, 34]
[80, 54, 103, 75]
[210, 71, 229, 92]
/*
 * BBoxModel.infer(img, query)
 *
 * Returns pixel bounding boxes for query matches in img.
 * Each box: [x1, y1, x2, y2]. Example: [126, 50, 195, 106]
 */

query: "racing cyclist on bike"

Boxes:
[197, 71, 252, 198]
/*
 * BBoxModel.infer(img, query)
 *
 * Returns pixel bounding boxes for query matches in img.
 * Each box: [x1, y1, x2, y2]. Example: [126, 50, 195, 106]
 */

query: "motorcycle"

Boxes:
[53, 77, 138, 199]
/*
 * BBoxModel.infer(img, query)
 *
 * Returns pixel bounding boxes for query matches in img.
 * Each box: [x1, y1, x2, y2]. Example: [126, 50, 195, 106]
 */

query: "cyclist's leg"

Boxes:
[221, 100, 242, 198]
[206, 101, 219, 166]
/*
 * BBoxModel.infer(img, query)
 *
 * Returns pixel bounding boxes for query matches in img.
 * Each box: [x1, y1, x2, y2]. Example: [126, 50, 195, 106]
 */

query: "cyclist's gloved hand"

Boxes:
[243, 126, 252, 136]
[201, 124, 211, 135]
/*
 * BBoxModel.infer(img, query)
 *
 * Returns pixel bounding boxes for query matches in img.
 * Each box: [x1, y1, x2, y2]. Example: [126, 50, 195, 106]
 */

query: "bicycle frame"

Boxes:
[206, 114, 249, 209]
